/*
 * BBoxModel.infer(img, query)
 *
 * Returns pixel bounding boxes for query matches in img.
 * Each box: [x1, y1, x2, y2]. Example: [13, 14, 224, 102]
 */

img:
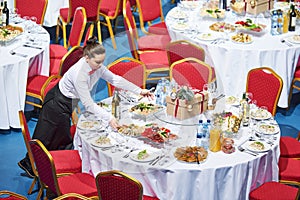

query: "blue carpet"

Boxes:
[1, 1, 300, 199]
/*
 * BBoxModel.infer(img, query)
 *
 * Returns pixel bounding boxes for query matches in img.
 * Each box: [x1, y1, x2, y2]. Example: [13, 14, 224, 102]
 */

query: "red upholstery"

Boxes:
[295, 66, 300, 78]
[69, 125, 77, 139]
[137, 34, 171, 51]
[107, 57, 146, 96]
[100, 0, 122, 17]
[0, 191, 27, 200]
[280, 136, 300, 158]
[139, 51, 169, 69]
[59, 7, 69, 22]
[246, 67, 283, 116]
[50, 45, 68, 59]
[15, 0, 47, 24]
[26, 75, 48, 95]
[170, 58, 213, 90]
[83, 24, 94, 46]
[59, 46, 83, 76]
[279, 157, 300, 183]
[95, 170, 159, 200]
[49, 58, 62, 75]
[249, 181, 299, 200]
[136, 0, 168, 35]
[29, 140, 97, 199]
[42, 76, 61, 99]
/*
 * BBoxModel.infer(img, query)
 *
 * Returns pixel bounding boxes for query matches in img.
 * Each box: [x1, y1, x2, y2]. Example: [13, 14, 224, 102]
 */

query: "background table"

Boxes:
[7, 0, 69, 27]
[166, 6, 300, 108]
[0, 22, 50, 129]
[73, 99, 280, 200]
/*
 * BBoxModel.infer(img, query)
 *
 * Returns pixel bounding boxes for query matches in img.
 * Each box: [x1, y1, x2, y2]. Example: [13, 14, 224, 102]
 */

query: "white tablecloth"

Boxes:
[7, 0, 69, 27]
[73, 99, 280, 200]
[166, 6, 300, 108]
[0, 23, 50, 129]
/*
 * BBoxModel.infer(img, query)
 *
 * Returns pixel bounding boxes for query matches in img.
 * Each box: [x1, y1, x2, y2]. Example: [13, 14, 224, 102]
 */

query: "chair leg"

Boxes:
[36, 185, 44, 200]
[62, 23, 68, 48]
[55, 19, 60, 44]
[27, 177, 37, 194]
[105, 17, 117, 49]
[96, 21, 102, 44]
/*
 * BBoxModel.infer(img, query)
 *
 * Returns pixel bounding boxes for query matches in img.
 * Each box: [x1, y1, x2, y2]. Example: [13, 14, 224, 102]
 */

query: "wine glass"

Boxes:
[30, 16, 37, 24]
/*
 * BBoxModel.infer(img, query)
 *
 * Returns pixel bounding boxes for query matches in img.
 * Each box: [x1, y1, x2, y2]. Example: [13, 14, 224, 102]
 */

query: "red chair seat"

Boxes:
[59, 7, 69, 22]
[279, 157, 300, 182]
[280, 136, 300, 158]
[50, 58, 61, 75]
[100, 8, 121, 17]
[295, 66, 300, 77]
[139, 51, 169, 70]
[69, 125, 77, 139]
[148, 22, 169, 35]
[50, 150, 82, 174]
[138, 34, 170, 51]
[27, 76, 49, 95]
[249, 181, 298, 200]
[143, 196, 159, 200]
[58, 173, 98, 197]
[50, 44, 68, 59]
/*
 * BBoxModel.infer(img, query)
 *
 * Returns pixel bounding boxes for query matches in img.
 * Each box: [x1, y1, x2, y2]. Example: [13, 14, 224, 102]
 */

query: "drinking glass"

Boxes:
[30, 16, 37, 24]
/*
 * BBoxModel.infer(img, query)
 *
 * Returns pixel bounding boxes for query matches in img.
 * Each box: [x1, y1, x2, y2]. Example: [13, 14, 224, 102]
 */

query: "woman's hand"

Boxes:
[109, 117, 120, 130]
[140, 89, 154, 100]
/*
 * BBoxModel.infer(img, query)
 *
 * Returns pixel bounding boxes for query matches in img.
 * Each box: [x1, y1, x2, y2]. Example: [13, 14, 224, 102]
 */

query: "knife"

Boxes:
[23, 44, 42, 50]
[151, 155, 165, 166]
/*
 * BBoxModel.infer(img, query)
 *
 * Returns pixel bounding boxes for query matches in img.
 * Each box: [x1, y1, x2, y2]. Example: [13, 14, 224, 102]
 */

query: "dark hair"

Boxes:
[83, 36, 106, 58]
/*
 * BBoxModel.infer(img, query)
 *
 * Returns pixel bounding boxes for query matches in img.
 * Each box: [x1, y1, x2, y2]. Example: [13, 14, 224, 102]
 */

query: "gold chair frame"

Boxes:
[0, 191, 27, 200]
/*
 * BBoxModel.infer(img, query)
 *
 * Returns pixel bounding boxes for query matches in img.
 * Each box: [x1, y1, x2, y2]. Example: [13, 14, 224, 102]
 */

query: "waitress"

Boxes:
[18, 37, 154, 177]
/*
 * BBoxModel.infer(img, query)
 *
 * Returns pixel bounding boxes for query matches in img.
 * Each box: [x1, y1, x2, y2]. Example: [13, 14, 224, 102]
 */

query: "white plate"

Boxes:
[77, 121, 102, 130]
[231, 38, 253, 44]
[255, 122, 280, 135]
[197, 33, 219, 41]
[169, 10, 187, 19]
[225, 96, 240, 106]
[91, 135, 116, 148]
[129, 150, 159, 162]
[250, 109, 272, 120]
[286, 35, 300, 44]
[172, 23, 188, 31]
[246, 141, 271, 153]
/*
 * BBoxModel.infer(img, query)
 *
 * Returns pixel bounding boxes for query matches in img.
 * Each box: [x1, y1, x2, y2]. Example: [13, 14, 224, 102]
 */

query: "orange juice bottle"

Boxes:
[209, 126, 222, 152]
[283, 10, 289, 33]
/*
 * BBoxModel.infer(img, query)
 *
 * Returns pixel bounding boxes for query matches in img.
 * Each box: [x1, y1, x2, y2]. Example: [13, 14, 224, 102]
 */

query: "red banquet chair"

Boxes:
[170, 57, 214, 90]
[106, 57, 147, 96]
[29, 139, 97, 199]
[26, 46, 83, 109]
[246, 67, 283, 116]
[123, 0, 169, 82]
[99, 0, 123, 49]
[135, 0, 169, 35]
[56, 0, 101, 49]
[95, 170, 159, 200]
[280, 131, 300, 158]
[51, 6, 87, 59]
[0, 191, 27, 200]
[15, 0, 48, 25]
[278, 157, 300, 186]
[18, 111, 82, 195]
[288, 66, 300, 108]
[249, 181, 300, 200]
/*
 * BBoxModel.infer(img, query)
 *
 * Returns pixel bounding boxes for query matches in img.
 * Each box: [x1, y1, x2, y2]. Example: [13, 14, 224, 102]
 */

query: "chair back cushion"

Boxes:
[29, 139, 59, 195]
[68, 7, 87, 47]
[100, 0, 122, 17]
[59, 46, 84, 76]
[170, 58, 212, 90]
[69, 0, 100, 22]
[42, 76, 61, 100]
[15, 0, 48, 24]
[167, 40, 205, 66]
[83, 24, 94, 46]
[136, 0, 162, 21]
[95, 170, 143, 200]
[246, 67, 283, 115]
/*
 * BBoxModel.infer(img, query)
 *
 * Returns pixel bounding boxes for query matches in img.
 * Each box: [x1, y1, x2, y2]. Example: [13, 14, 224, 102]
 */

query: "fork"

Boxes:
[9, 50, 28, 57]
[281, 39, 293, 47]
[238, 146, 258, 156]
[123, 148, 137, 158]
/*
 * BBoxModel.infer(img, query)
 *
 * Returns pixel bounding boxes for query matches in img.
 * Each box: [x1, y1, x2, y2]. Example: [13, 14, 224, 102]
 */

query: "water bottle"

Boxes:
[271, 10, 279, 35]
[202, 121, 209, 150]
[155, 80, 163, 105]
[196, 120, 203, 147]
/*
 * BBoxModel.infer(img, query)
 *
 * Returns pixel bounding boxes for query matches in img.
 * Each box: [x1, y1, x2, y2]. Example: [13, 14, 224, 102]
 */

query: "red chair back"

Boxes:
[170, 58, 213, 90]
[136, 0, 162, 21]
[42, 75, 61, 100]
[246, 67, 283, 116]
[83, 24, 94, 46]
[167, 40, 205, 66]
[29, 139, 60, 196]
[68, 0, 100, 22]
[100, 0, 122, 18]
[68, 7, 87, 48]
[59, 46, 84, 76]
[15, 0, 48, 24]
[95, 170, 143, 200]
[107, 57, 146, 96]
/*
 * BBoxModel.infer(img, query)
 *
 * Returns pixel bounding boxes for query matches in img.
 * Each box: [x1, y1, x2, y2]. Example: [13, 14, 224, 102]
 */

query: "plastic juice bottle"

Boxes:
[209, 126, 221, 152]
[283, 10, 289, 33]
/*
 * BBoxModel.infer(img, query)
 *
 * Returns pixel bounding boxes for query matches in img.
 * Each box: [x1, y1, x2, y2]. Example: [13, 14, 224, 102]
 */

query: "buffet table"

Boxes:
[73, 96, 280, 200]
[0, 21, 50, 129]
[165, 4, 300, 108]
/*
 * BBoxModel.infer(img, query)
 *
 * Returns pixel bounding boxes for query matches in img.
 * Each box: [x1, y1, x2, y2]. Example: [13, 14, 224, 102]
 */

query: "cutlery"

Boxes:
[9, 50, 28, 58]
[23, 44, 42, 49]
[280, 39, 293, 47]
[237, 146, 258, 156]
[149, 156, 160, 165]
[151, 155, 165, 166]
[195, 151, 200, 164]
[123, 148, 138, 158]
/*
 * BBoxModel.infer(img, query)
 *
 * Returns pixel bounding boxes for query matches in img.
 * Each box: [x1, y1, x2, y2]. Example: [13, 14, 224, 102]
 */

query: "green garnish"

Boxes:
[137, 150, 147, 160]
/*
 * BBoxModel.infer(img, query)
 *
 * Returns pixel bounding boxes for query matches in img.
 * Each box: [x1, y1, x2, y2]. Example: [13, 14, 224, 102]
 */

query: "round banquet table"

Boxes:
[0, 20, 50, 129]
[165, 4, 300, 108]
[73, 97, 280, 200]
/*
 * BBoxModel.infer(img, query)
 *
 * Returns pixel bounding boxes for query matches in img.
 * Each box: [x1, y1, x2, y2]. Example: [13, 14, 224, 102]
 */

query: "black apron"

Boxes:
[32, 84, 79, 150]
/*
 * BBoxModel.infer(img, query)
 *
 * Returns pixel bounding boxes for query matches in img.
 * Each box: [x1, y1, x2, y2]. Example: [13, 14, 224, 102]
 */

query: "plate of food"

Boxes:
[173, 146, 208, 163]
[250, 108, 272, 120]
[286, 35, 300, 44]
[129, 102, 163, 117]
[209, 22, 236, 32]
[231, 32, 253, 44]
[200, 8, 226, 19]
[169, 10, 187, 19]
[255, 122, 280, 135]
[129, 149, 159, 162]
[235, 19, 267, 36]
[78, 120, 102, 130]
[225, 96, 240, 106]
[141, 125, 178, 143]
[246, 141, 271, 153]
[197, 33, 219, 41]
[0, 25, 23, 46]
[171, 22, 189, 31]
[91, 135, 116, 148]
[117, 123, 146, 137]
